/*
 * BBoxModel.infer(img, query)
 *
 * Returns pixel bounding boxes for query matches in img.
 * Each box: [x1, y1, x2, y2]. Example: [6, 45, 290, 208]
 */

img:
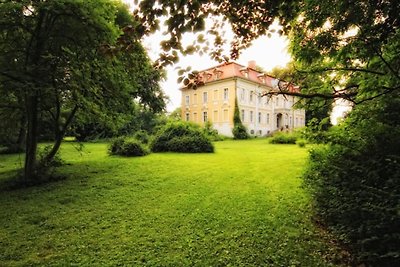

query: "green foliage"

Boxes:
[203, 121, 224, 141]
[302, 117, 332, 144]
[232, 99, 249, 139]
[108, 137, 149, 157]
[303, 96, 400, 266]
[151, 121, 214, 153]
[232, 124, 249, 140]
[296, 139, 307, 148]
[269, 132, 298, 144]
[133, 130, 150, 144]
[0, 0, 165, 180]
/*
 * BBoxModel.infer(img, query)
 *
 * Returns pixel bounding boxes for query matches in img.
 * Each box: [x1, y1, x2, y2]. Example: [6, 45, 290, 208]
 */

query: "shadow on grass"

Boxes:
[0, 167, 69, 192]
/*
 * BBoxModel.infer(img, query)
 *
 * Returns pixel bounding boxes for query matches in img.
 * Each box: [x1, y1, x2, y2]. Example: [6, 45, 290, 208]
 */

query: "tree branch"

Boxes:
[297, 67, 385, 76]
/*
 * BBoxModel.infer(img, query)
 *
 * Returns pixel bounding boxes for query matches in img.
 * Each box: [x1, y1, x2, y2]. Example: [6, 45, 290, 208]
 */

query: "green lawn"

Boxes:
[0, 139, 345, 266]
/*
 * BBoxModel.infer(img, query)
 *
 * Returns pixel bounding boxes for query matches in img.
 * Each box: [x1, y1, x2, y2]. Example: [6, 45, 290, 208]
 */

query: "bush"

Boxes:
[203, 121, 225, 141]
[269, 132, 298, 144]
[109, 137, 149, 157]
[133, 130, 150, 144]
[303, 97, 400, 266]
[296, 139, 307, 147]
[151, 122, 214, 153]
[108, 136, 126, 155]
[232, 99, 249, 140]
[232, 124, 249, 140]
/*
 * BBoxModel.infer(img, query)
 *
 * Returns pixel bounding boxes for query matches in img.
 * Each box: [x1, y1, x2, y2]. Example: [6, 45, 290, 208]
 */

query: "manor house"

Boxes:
[180, 61, 305, 136]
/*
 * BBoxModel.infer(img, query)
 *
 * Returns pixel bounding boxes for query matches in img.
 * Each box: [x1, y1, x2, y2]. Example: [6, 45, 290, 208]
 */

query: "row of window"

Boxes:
[185, 110, 230, 123]
[238, 88, 294, 108]
[185, 88, 229, 105]
[186, 110, 304, 127]
[240, 110, 304, 126]
[241, 110, 270, 124]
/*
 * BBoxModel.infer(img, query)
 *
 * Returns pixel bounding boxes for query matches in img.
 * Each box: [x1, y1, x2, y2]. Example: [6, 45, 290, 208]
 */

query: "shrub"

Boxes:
[108, 136, 126, 155]
[232, 99, 249, 139]
[203, 121, 225, 141]
[232, 124, 249, 140]
[296, 139, 307, 147]
[151, 122, 214, 153]
[133, 130, 150, 144]
[269, 132, 297, 144]
[303, 97, 400, 266]
[109, 137, 149, 157]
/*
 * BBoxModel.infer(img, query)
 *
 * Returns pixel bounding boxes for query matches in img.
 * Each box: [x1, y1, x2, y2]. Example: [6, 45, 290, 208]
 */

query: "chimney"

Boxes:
[248, 60, 256, 69]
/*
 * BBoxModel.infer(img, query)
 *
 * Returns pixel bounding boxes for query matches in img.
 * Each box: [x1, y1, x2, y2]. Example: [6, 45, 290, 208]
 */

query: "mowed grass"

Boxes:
[0, 139, 343, 266]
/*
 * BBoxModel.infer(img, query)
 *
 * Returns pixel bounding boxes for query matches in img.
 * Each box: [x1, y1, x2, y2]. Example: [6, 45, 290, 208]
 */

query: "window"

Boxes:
[203, 111, 208, 122]
[203, 92, 208, 103]
[241, 109, 245, 122]
[258, 112, 262, 123]
[193, 112, 197, 122]
[193, 94, 197, 104]
[240, 88, 245, 100]
[250, 111, 254, 122]
[213, 110, 218, 122]
[223, 109, 228, 121]
[185, 95, 190, 106]
[266, 113, 270, 124]
[214, 90, 218, 100]
[250, 91, 254, 102]
[223, 88, 229, 101]
[185, 113, 190, 121]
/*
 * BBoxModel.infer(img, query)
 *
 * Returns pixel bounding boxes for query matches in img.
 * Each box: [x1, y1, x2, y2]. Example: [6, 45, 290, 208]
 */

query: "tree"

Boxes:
[0, 0, 166, 182]
[232, 99, 249, 139]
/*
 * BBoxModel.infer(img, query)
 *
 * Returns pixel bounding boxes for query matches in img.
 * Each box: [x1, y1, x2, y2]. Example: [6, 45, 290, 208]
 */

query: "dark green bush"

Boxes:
[296, 139, 307, 147]
[303, 97, 400, 266]
[108, 136, 125, 155]
[232, 99, 249, 140]
[151, 122, 214, 153]
[232, 124, 249, 140]
[269, 132, 298, 144]
[109, 137, 149, 157]
[133, 130, 150, 144]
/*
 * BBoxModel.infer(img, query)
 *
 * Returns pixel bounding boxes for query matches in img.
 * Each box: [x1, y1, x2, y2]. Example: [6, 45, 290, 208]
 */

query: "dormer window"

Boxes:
[213, 68, 223, 80]
[203, 71, 212, 81]
[240, 68, 249, 78]
[257, 73, 265, 83]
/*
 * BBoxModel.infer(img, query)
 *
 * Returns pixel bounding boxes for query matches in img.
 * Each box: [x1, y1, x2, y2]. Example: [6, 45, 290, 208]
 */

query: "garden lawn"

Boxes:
[0, 139, 345, 266]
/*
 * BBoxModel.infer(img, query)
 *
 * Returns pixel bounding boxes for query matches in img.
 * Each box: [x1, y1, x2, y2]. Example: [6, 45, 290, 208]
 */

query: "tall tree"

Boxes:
[0, 0, 166, 181]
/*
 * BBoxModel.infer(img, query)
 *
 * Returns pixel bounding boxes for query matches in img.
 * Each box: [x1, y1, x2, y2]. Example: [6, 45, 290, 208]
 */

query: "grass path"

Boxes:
[0, 139, 343, 266]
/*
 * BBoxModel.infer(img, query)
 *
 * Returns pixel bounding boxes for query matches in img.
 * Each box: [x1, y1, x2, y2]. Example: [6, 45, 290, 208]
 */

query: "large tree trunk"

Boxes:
[24, 94, 39, 181]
